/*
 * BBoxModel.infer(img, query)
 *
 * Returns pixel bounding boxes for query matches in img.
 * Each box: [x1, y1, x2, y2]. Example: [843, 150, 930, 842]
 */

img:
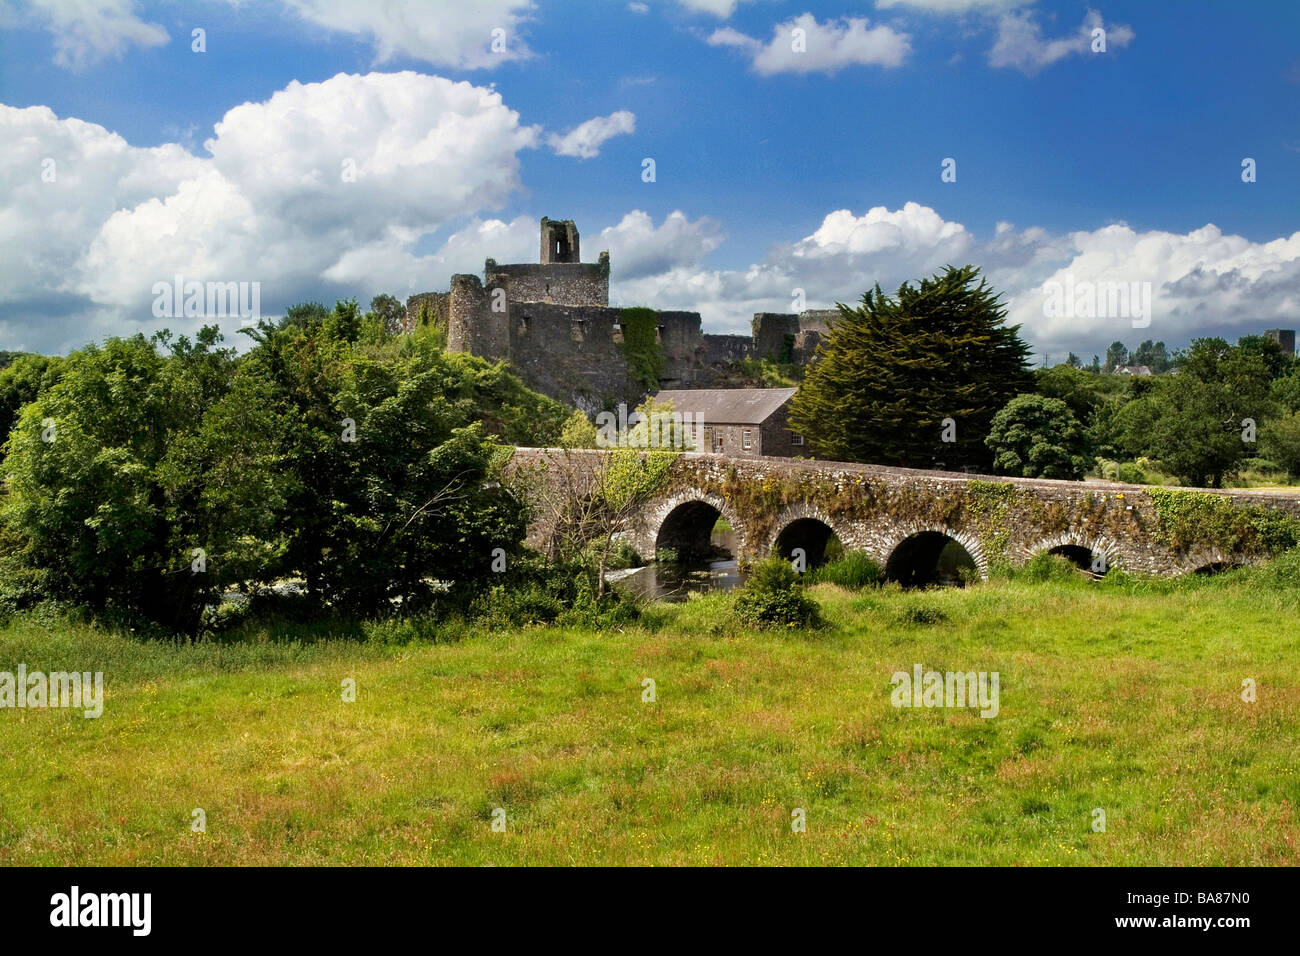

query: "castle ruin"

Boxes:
[406, 218, 831, 412]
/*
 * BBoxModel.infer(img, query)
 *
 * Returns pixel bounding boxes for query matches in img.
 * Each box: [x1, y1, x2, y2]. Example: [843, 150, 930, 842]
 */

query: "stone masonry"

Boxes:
[506, 447, 1300, 579]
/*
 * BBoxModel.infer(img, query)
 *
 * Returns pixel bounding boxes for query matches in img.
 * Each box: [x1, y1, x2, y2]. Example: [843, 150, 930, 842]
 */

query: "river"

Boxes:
[608, 525, 747, 602]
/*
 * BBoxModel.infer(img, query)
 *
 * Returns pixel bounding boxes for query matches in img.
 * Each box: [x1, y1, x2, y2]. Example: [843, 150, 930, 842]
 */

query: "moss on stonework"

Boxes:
[964, 480, 1017, 572]
[618, 307, 666, 390]
[1148, 488, 1300, 555]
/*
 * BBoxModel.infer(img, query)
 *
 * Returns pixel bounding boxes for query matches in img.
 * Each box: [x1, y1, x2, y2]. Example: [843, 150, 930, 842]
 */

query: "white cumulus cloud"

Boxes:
[989, 9, 1134, 75]
[707, 13, 912, 75]
[1003, 222, 1300, 357]
[875, 0, 1030, 12]
[0, 72, 541, 352]
[793, 203, 973, 259]
[675, 0, 757, 16]
[547, 110, 637, 159]
[12, 0, 536, 71]
[12, 0, 168, 67]
[272, 0, 536, 68]
[603, 204, 1300, 364]
[598, 210, 725, 280]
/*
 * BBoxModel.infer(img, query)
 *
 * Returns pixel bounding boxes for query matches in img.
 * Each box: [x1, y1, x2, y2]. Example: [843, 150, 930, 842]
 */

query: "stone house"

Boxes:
[652, 387, 802, 458]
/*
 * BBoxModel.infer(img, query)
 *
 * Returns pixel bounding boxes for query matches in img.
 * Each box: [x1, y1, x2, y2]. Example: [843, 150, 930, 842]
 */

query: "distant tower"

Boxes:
[540, 217, 581, 263]
[1264, 329, 1296, 357]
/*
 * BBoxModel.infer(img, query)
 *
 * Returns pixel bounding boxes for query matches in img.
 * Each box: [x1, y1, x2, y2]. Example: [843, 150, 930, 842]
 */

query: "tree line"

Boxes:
[0, 300, 577, 634]
[789, 265, 1300, 488]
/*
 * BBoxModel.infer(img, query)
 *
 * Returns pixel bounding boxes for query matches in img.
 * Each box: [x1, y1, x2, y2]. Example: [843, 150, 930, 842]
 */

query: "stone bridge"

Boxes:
[506, 448, 1300, 583]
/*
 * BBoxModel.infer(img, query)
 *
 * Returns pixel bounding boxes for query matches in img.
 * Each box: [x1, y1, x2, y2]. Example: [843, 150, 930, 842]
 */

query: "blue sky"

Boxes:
[2, 0, 1298, 361]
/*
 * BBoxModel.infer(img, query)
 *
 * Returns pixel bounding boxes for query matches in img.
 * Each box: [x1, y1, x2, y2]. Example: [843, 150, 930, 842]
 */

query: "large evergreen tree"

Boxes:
[788, 265, 1032, 469]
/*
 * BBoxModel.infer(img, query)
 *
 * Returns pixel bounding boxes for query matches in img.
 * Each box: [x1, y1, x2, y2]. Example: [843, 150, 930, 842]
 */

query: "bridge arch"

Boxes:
[770, 503, 844, 568]
[883, 523, 987, 587]
[1180, 548, 1247, 576]
[1026, 531, 1119, 574]
[644, 490, 747, 563]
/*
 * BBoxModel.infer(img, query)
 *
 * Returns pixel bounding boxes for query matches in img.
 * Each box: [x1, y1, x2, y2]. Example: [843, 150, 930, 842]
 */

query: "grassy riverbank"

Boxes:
[2, 561, 1298, 865]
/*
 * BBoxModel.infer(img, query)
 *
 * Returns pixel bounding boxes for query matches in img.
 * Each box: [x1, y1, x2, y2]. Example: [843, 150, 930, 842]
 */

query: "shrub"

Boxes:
[1116, 461, 1147, 484]
[1018, 553, 1088, 583]
[364, 614, 457, 646]
[733, 557, 822, 629]
[618, 308, 667, 390]
[1148, 487, 1300, 554]
[1261, 411, 1300, 478]
[894, 603, 947, 626]
[0, 330, 290, 633]
[808, 551, 883, 589]
[466, 553, 644, 630]
[470, 583, 566, 628]
[558, 585, 643, 629]
[1242, 548, 1300, 590]
[583, 538, 643, 571]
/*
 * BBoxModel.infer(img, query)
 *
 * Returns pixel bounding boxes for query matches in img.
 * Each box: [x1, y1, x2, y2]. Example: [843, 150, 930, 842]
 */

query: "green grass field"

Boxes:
[2, 565, 1298, 866]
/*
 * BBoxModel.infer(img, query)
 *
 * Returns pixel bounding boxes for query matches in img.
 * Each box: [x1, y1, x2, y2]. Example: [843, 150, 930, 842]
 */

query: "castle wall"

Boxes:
[697, 333, 758, 368]
[402, 292, 449, 334]
[447, 274, 509, 361]
[800, 309, 837, 329]
[656, 311, 702, 358]
[486, 257, 609, 307]
[795, 309, 834, 362]
[752, 313, 799, 360]
[748, 311, 833, 363]
[796, 329, 824, 361]
[508, 303, 636, 413]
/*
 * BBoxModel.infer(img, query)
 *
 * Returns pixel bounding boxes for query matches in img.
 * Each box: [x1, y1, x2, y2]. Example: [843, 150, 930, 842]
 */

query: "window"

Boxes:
[712, 431, 723, 453]
[612, 322, 624, 343]
[742, 429, 752, 451]
[518, 315, 532, 336]
[655, 325, 664, 344]
[791, 433, 804, 446]
[571, 319, 585, 342]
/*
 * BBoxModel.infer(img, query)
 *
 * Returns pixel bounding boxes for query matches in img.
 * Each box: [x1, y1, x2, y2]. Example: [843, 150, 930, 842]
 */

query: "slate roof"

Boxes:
[652, 387, 797, 425]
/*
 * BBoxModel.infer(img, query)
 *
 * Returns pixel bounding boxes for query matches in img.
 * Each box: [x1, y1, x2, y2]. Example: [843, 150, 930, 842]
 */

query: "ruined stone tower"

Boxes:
[540, 217, 581, 264]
